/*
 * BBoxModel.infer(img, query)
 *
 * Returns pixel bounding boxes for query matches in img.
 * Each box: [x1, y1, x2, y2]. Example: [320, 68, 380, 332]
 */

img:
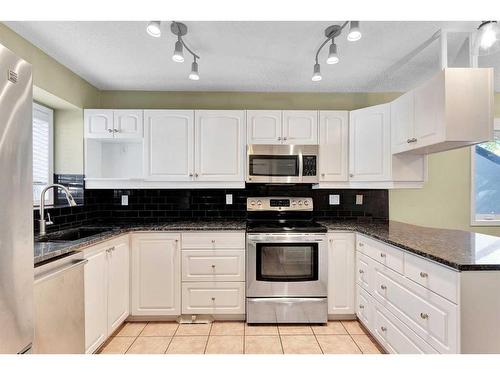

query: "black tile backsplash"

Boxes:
[35, 184, 388, 234]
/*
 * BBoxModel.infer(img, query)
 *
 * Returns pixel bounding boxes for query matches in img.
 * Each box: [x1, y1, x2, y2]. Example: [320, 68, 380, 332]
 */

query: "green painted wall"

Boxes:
[99, 91, 399, 110]
[389, 93, 500, 237]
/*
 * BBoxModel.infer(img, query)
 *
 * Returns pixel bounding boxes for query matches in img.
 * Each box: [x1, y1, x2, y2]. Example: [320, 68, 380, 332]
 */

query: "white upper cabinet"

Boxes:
[131, 233, 181, 316]
[247, 110, 282, 144]
[282, 111, 318, 144]
[319, 111, 349, 182]
[85, 110, 114, 138]
[349, 104, 391, 181]
[113, 110, 144, 139]
[391, 91, 415, 154]
[195, 110, 246, 182]
[246, 110, 318, 145]
[143, 110, 194, 181]
[85, 110, 143, 139]
[393, 68, 494, 155]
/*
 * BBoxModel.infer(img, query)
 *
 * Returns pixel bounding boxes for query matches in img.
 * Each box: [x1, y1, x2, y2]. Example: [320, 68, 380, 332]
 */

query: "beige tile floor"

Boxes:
[98, 320, 384, 354]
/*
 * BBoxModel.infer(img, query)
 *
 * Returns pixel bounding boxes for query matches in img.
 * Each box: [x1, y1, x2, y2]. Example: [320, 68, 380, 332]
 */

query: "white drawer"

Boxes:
[356, 284, 374, 332]
[181, 250, 245, 282]
[356, 234, 404, 274]
[181, 282, 245, 314]
[404, 252, 459, 303]
[356, 251, 372, 291]
[372, 262, 458, 354]
[181, 232, 245, 249]
[372, 301, 438, 354]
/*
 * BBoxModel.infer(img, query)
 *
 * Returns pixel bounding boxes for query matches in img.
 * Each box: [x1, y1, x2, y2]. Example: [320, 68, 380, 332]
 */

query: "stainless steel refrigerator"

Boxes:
[0, 43, 34, 353]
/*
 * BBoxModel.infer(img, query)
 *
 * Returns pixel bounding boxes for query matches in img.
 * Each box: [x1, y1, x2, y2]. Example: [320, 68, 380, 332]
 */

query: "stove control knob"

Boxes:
[291, 200, 297, 206]
[304, 200, 309, 206]
[298, 200, 303, 206]
[257, 200, 262, 206]
[250, 200, 256, 207]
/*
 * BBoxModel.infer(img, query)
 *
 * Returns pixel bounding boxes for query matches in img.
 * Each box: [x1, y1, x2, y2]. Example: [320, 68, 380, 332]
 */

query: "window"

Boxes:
[471, 119, 500, 225]
[33, 103, 54, 206]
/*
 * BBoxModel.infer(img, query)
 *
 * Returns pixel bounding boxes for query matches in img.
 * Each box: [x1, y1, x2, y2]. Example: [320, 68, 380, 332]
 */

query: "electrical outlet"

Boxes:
[121, 195, 129, 206]
[226, 194, 233, 205]
[329, 194, 340, 205]
[356, 194, 363, 205]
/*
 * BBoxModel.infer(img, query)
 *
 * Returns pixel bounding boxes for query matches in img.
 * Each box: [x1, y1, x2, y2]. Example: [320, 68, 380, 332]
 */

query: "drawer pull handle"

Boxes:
[420, 313, 429, 320]
[380, 284, 387, 290]
[419, 272, 428, 278]
[380, 253, 386, 258]
[358, 269, 364, 274]
[380, 326, 387, 332]
[358, 242, 364, 247]
[359, 304, 364, 309]
[211, 240, 216, 243]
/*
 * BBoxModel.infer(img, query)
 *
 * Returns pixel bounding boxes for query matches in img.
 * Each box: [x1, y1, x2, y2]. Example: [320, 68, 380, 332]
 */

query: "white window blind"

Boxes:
[33, 103, 54, 206]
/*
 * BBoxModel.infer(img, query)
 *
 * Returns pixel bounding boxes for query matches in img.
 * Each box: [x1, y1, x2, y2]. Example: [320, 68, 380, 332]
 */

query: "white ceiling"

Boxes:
[4, 21, 499, 92]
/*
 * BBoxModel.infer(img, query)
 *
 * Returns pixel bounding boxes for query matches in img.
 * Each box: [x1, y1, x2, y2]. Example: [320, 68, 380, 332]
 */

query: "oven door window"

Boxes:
[256, 243, 318, 282]
[249, 155, 299, 177]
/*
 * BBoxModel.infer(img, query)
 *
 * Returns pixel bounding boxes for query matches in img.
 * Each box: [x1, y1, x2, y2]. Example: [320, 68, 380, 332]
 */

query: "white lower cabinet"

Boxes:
[131, 233, 181, 316]
[181, 282, 246, 314]
[372, 300, 438, 354]
[354, 233, 460, 354]
[327, 233, 355, 315]
[180, 231, 246, 316]
[83, 235, 130, 354]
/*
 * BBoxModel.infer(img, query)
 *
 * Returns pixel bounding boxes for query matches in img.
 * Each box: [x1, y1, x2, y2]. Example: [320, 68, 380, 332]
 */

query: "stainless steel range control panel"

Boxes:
[247, 197, 313, 211]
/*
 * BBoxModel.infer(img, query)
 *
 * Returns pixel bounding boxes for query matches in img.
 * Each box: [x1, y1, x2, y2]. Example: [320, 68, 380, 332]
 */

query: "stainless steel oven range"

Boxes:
[246, 197, 328, 324]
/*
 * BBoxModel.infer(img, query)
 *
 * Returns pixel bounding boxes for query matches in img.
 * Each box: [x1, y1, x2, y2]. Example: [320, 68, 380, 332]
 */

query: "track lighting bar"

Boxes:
[146, 20, 201, 80]
[311, 21, 362, 82]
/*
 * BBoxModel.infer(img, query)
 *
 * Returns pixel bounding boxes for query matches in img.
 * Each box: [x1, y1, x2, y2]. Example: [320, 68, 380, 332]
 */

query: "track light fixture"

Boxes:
[476, 21, 500, 56]
[311, 21, 362, 81]
[146, 20, 201, 80]
[146, 21, 161, 37]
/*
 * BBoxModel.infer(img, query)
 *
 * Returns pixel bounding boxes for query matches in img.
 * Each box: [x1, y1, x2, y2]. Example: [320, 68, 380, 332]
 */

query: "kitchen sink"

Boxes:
[36, 227, 116, 242]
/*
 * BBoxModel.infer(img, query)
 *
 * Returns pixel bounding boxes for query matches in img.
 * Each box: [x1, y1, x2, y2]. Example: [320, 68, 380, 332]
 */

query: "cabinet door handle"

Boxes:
[113, 129, 119, 133]
[189, 173, 193, 177]
[283, 137, 287, 141]
[321, 173, 325, 177]
[358, 269, 364, 274]
[380, 284, 387, 290]
[349, 173, 354, 178]
[420, 313, 429, 320]
[194, 173, 199, 178]
[107, 128, 113, 133]
[211, 264, 216, 269]
[358, 242, 364, 247]
[277, 137, 282, 141]
[380, 326, 387, 332]
[419, 271, 428, 278]
[380, 252, 386, 258]
[211, 297, 216, 301]
[359, 304, 364, 309]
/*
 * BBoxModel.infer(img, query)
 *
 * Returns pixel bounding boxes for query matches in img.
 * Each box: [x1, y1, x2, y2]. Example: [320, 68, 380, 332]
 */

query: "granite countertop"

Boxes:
[319, 220, 500, 271]
[35, 219, 500, 271]
[34, 220, 246, 265]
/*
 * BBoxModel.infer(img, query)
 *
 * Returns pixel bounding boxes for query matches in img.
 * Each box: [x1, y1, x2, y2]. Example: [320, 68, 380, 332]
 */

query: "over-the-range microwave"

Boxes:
[246, 144, 318, 183]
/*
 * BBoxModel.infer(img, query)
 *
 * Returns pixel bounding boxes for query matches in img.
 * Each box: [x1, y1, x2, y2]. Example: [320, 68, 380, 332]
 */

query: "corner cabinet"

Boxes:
[130, 233, 181, 316]
[327, 232, 355, 316]
[391, 68, 494, 155]
[83, 235, 130, 354]
[246, 110, 318, 145]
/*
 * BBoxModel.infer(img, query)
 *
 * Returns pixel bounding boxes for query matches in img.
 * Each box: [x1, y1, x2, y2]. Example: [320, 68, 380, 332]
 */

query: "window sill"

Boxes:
[471, 220, 500, 227]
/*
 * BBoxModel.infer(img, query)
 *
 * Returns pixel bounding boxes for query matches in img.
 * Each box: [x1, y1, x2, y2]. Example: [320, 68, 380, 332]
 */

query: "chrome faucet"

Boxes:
[39, 184, 77, 236]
